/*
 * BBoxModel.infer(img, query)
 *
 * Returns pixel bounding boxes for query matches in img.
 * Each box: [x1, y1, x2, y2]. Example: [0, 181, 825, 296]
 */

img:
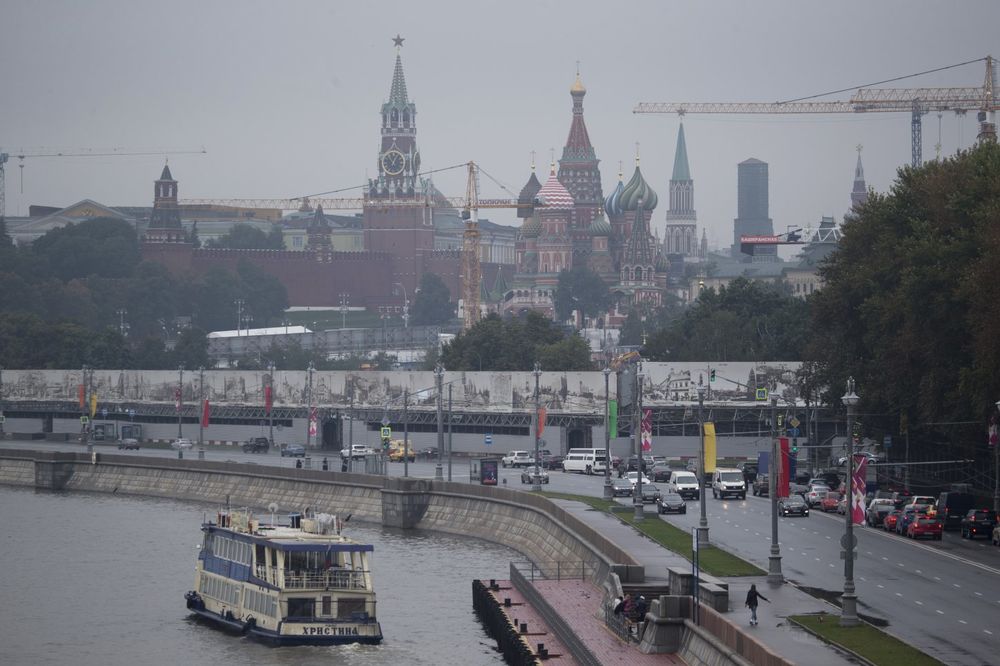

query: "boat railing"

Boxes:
[282, 568, 369, 590]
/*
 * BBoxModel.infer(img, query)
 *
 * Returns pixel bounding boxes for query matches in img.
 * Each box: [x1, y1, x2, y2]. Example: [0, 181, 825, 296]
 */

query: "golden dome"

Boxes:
[570, 73, 586, 94]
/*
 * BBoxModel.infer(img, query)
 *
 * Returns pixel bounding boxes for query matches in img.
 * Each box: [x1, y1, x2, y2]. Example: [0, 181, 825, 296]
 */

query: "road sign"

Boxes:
[883, 434, 892, 449]
[484, 433, 493, 446]
[80, 416, 89, 424]
[789, 417, 800, 428]
[787, 427, 800, 437]
[380, 426, 391, 440]
[755, 388, 768, 401]
[840, 533, 857, 550]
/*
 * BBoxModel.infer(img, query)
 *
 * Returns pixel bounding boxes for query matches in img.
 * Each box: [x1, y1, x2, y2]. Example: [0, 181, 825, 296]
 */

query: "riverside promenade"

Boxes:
[529, 498, 865, 666]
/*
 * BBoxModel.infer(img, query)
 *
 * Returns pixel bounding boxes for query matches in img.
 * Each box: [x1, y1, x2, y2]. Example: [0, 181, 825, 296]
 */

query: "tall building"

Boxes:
[664, 123, 697, 256]
[850, 147, 868, 210]
[732, 158, 775, 261]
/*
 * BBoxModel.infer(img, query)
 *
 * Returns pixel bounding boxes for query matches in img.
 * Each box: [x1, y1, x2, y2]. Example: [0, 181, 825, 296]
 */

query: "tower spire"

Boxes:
[665, 122, 697, 256]
[851, 144, 868, 210]
[558, 67, 603, 228]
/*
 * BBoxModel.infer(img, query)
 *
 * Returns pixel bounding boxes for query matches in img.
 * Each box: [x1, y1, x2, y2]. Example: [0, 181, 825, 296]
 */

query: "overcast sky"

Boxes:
[3, 0, 998, 251]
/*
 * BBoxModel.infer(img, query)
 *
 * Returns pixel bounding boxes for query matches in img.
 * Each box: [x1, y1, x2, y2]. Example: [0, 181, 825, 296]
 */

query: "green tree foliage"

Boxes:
[440, 311, 593, 371]
[236, 260, 289, 327]
[807, 142, 1000, 455]
[171, 326, 211, 369]
[553, 266, 612, 323]
[642, 278, 809, 362]
[411, 272, 455, 326]
[29, 217, 140, 281]
[204, 223, 284, 249]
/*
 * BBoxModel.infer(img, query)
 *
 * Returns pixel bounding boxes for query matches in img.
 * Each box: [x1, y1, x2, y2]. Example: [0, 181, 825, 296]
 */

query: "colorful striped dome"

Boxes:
[535, 164, 575, 210]
[521, 214, 542, 237]
[604, 176, 624, 217]
[620, 162, 658, 212]
[589, 211, 612, 237]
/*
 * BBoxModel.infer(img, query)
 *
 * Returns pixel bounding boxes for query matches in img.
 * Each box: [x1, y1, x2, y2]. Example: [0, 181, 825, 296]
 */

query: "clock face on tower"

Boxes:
[381, 149, 405, 176]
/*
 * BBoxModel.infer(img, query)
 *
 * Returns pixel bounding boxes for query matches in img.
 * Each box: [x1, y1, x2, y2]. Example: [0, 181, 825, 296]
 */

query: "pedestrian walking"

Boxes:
[745, 584, 769, 626]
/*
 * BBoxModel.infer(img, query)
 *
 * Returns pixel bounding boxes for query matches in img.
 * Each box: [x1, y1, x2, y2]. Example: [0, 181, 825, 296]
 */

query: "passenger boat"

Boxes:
[184, 507, 383, 645]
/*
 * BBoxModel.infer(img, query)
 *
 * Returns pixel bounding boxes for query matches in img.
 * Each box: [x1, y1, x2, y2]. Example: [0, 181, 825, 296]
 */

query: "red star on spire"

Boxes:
[392, 34, 404, 48]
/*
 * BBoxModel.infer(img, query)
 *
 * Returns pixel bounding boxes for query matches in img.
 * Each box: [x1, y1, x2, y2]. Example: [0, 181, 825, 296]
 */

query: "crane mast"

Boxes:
[461, 161, 481, 331]
[634, 56, 998, 168]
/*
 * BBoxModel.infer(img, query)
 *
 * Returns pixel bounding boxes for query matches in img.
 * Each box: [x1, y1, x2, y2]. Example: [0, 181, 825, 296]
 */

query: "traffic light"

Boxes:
[791, 438, 798, 454]
[710, 369, 716, 382]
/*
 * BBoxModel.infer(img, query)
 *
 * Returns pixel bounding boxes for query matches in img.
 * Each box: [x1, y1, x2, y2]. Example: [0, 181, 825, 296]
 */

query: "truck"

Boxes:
[936, 485, 975, 530]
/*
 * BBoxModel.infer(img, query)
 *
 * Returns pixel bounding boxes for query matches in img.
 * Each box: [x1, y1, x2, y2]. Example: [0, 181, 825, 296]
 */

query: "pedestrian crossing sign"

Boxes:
[380, 426, 391, 440]
[755, 388, 768, 401]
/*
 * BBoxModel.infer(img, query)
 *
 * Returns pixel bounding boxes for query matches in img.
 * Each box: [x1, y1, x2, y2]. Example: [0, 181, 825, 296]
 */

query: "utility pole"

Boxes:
[533, 361, 542, 492]
[435, 364, 444, 481]
[306, 362, 314, 450]
[234, 299, 245, 336]
[0, 366, 5, 437]
[177, 366, 184, 439]
[339, 293, 349, 329]
[697, 383, 708, 544]
[268, 362, 275, 446]
[447, 384, 453, 482]
[633, 367, 644, 521]
[768, 396, 784, 584]
[403, 388, 410, 478]
[197, 366, 205, 459]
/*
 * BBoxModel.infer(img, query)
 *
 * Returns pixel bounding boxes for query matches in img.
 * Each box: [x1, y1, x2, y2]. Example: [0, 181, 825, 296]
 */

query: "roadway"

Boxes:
[7, 439, 998, 663]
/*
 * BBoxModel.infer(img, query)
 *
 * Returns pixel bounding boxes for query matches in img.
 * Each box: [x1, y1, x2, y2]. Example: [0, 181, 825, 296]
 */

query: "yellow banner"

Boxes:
[703, 422, 717, 473]
[89, 392, 98, 418]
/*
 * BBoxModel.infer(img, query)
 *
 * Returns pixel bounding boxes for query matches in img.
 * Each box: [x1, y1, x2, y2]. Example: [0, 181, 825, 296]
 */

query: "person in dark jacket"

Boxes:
[745, 584, 769, 625]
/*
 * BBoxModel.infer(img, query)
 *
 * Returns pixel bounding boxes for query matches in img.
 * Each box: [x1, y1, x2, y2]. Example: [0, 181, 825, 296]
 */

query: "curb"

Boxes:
[785, 615, 878, 666]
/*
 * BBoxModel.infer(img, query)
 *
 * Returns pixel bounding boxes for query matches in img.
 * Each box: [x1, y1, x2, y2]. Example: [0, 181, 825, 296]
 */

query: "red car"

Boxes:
[883, 509, 902, 532]
[821, 492, 842, 513]
[907, 514, 943, 540]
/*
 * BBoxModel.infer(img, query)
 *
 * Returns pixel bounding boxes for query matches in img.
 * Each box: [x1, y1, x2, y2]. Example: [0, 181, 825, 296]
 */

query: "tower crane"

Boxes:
[634, 56, 998, 168]
[0, 147, 207, 220]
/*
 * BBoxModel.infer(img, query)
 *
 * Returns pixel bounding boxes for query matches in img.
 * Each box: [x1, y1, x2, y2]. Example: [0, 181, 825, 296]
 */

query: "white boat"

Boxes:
[184, 508, 383, 645]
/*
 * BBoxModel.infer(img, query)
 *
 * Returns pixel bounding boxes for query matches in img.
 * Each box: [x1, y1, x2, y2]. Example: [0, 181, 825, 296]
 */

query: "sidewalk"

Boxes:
[551, 499, 863, 666]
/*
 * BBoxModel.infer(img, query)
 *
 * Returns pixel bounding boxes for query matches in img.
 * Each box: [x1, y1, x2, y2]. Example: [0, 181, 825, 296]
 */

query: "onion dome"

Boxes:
[620, 156, 658, 212]
[535, 163, 575, 210]
[517, 168, 542, 219]
[604, 171, 625, 217]
[655, 251, 670, 273]
[590, 210, 612, 237]
[570, 72, 586, 95]
[521, 214, 542, 238]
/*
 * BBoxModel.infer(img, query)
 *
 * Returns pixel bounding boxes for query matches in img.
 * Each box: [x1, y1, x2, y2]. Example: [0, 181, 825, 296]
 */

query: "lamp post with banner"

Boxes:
[840, 377, 861, 627]
[603, 366, 613, 500]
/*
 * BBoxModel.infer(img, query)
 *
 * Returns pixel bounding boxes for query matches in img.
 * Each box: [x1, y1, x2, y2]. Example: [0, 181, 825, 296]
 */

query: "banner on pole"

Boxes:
[201, 400, 211, 428]
[265, 385, 273, 415]
[778, 437, 790, 498]
[536, 407, 547, 438]
[989, 414, 998, 448]
[608, 400, 618, 437]
[641, 409, 653, 452]
[703, 422, 717, 473]
[89, 392, 97, 419]
[174, 387, 182, 412]
[852, 455, 868, 524]
[309, 407, 318, 437]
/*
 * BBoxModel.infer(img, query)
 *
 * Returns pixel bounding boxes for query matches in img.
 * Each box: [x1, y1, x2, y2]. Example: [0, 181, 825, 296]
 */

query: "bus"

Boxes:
[562, 448, 608, 475]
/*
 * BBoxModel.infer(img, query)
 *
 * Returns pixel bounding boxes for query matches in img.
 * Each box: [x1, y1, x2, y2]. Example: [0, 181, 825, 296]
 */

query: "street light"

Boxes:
[696, 384, 708, 543]
[994, 400, 1000, 512]
[603, 366, 613, 500]
[234, 299, 246, 335]
[532, 361, 542, 492]
[633, 368, 645, 521]
[339, 293, 350, 329]
[767, 396, 784, 584]
[840, 377, 861, 627]
[435, 364, 444, 481]
[116, 308, 129, 338]
[393, 283, 410, 329]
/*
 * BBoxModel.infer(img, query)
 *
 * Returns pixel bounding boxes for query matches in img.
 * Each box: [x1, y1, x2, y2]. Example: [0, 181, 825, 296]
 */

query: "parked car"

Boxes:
[883, 509, 903, 532]
[778, 494, 810, 517]
[711, 468, 747, 500]
[281, 444, 306, 457]
[501, 451, 533, 468]
[242, 437, 271, 454]
[866, 498, 895, 527]
[960, 509, 997, 539]
[656, 491, 687, 514]
[170, 438, 193, 450]
[820, 492, 842, 513]
[636, 483, 662, 503]
[805, 485, 830, 508]
[907, 514, 943, 540]
[611, 478, 633, 497]
[752, 474, 769, 497]
[117, 438, 140, 450]
[520, 468, 550, 484]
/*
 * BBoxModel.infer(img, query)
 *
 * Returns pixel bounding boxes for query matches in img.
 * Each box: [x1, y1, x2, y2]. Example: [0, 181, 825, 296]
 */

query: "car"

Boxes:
[520, 468, 550, 484]
[896, 507, 923, 535]
[752, 473, 769, 497]
[341, 444, 376, 460]
[170, 438, 193, 450]
[624, 455, 655, 472]
[778, 494, 810, 517]
[685, 460, 699, 473]
[539, 453, 565, 470]
[242, 437, 271, 454]
[665, 471, 700, 500]
[418, 446, 439, 459]
[820, 492, 842, 513]
[611, 478, 633, 497]
[636, 483, 662, 503]
[738, 461, 759, 486]
[656, 491, 687, 514]
[501, 451, 533, 468]
[866, 498, 895, 527]
[711, 468, 747, 500]
[117, 438, 140, 450]
[883, 509, 903, 532]
[960, 509, 997, 539]
[907, 514, 943, 540]
[281, 444, 306, 457]
[805, 486, 830, 508]
[387, 442, 416, 462]
[625, 471, 652, 491]
[650, 464, 673, 483]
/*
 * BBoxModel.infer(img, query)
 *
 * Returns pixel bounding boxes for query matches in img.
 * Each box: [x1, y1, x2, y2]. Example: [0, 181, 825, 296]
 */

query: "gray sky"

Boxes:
[3, 0, 998, 251]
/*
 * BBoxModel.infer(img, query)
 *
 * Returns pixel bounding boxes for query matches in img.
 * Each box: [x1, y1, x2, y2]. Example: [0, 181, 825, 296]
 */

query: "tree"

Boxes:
[29, 217, 140, 281]
[553, 266, 612, 323]
[411, 273, 455, 326]
[236, 260, 289, 327]
[439, 311, 591, 371]
[205, 223, 283, 249]
[171, 326, 211, 369]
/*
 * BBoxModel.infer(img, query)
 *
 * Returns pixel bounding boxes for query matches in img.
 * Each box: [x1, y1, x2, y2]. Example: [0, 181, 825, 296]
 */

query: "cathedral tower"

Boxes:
[664, 123, 697, 256]
[557, 70, 603, 229]
[850, 146, 868, 210]
[145, 163, 185, 242]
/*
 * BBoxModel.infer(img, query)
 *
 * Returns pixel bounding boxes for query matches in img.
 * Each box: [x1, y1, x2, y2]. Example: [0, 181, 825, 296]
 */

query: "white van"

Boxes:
[712, 468, 747, 500]
[562, 448, 608, 475]
[666, 471, 700, 500]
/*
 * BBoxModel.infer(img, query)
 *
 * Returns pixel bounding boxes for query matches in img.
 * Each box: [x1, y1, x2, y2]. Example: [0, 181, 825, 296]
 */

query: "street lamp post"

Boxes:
[447, 384, 453, 482]
[197, 367, 206, 459]
[994, 401, 1000, 512]
[435, 364, 444, 481]
[840, 377, 861, 627]
[116, 308, 128, 337]
[268, 362, 276, 446]
[696, 384, 708, 543]
[234, 299, 245, 335]
[768, 396, 784, 584]
[533, 362, 542, 492]
[603, 366, 613, 499]
[394, 283, 409, 329]
[177, 366, 184, 439]
[634, 368, 645, 521]
[306, 362, 314, 451]
[339, 293, 350, 329]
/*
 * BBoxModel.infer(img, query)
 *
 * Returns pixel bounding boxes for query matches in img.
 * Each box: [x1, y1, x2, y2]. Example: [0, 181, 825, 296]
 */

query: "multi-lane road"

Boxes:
[6, 440, 999, 664]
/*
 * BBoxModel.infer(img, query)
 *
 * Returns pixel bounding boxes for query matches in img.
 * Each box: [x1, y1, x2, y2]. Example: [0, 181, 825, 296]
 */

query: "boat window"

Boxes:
[287, 597, 315, 619]
[322, 596, 332, 615]
[337, 597, 366, 619]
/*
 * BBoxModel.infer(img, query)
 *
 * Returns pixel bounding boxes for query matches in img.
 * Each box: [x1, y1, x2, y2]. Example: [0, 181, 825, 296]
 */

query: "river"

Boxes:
[0, 486, 516, 665]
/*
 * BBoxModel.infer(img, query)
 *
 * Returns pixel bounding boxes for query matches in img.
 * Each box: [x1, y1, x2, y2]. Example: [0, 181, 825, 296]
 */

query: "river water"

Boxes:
[0, 486, 517, 666]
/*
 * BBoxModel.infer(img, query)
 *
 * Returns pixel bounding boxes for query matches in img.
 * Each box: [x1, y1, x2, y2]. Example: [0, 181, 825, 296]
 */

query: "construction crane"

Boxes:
[179, 194, 530, 211]
[0, 147, 207, 220]
[634, 56, 998, 168]
[461, 161, 481, 331]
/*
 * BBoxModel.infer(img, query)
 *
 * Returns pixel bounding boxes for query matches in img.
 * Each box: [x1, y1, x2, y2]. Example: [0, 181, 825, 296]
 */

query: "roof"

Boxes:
[208, 325, 311, 338]
[619, 162, 658, 212]
[671, 123, 691, 182]
[536, 165, 575, 210]
[160, 164, 174, 181]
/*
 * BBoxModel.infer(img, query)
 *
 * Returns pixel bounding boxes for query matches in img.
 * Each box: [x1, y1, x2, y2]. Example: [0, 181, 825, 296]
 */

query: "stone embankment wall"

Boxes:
[0, 449, 638, 577]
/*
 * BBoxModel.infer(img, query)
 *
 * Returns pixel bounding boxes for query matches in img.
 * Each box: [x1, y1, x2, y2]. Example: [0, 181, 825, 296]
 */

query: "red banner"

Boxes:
[264, 385, 273, 415]
[777, 437, 790, 498]
[201, 400, 210, 428]
[641, 408, 653, 452]
[308, 407, 317, 437]
[536, 407, 547, 438]
[174, 387, 182, 412]
[851, 455, 868, 525]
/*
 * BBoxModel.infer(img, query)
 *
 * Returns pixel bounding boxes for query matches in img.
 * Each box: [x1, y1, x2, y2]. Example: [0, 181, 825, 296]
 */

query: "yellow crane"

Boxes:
[634, 56, 997, 168]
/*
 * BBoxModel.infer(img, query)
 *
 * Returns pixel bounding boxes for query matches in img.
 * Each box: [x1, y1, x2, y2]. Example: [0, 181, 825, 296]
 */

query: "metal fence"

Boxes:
[510, 559, 602, 583]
